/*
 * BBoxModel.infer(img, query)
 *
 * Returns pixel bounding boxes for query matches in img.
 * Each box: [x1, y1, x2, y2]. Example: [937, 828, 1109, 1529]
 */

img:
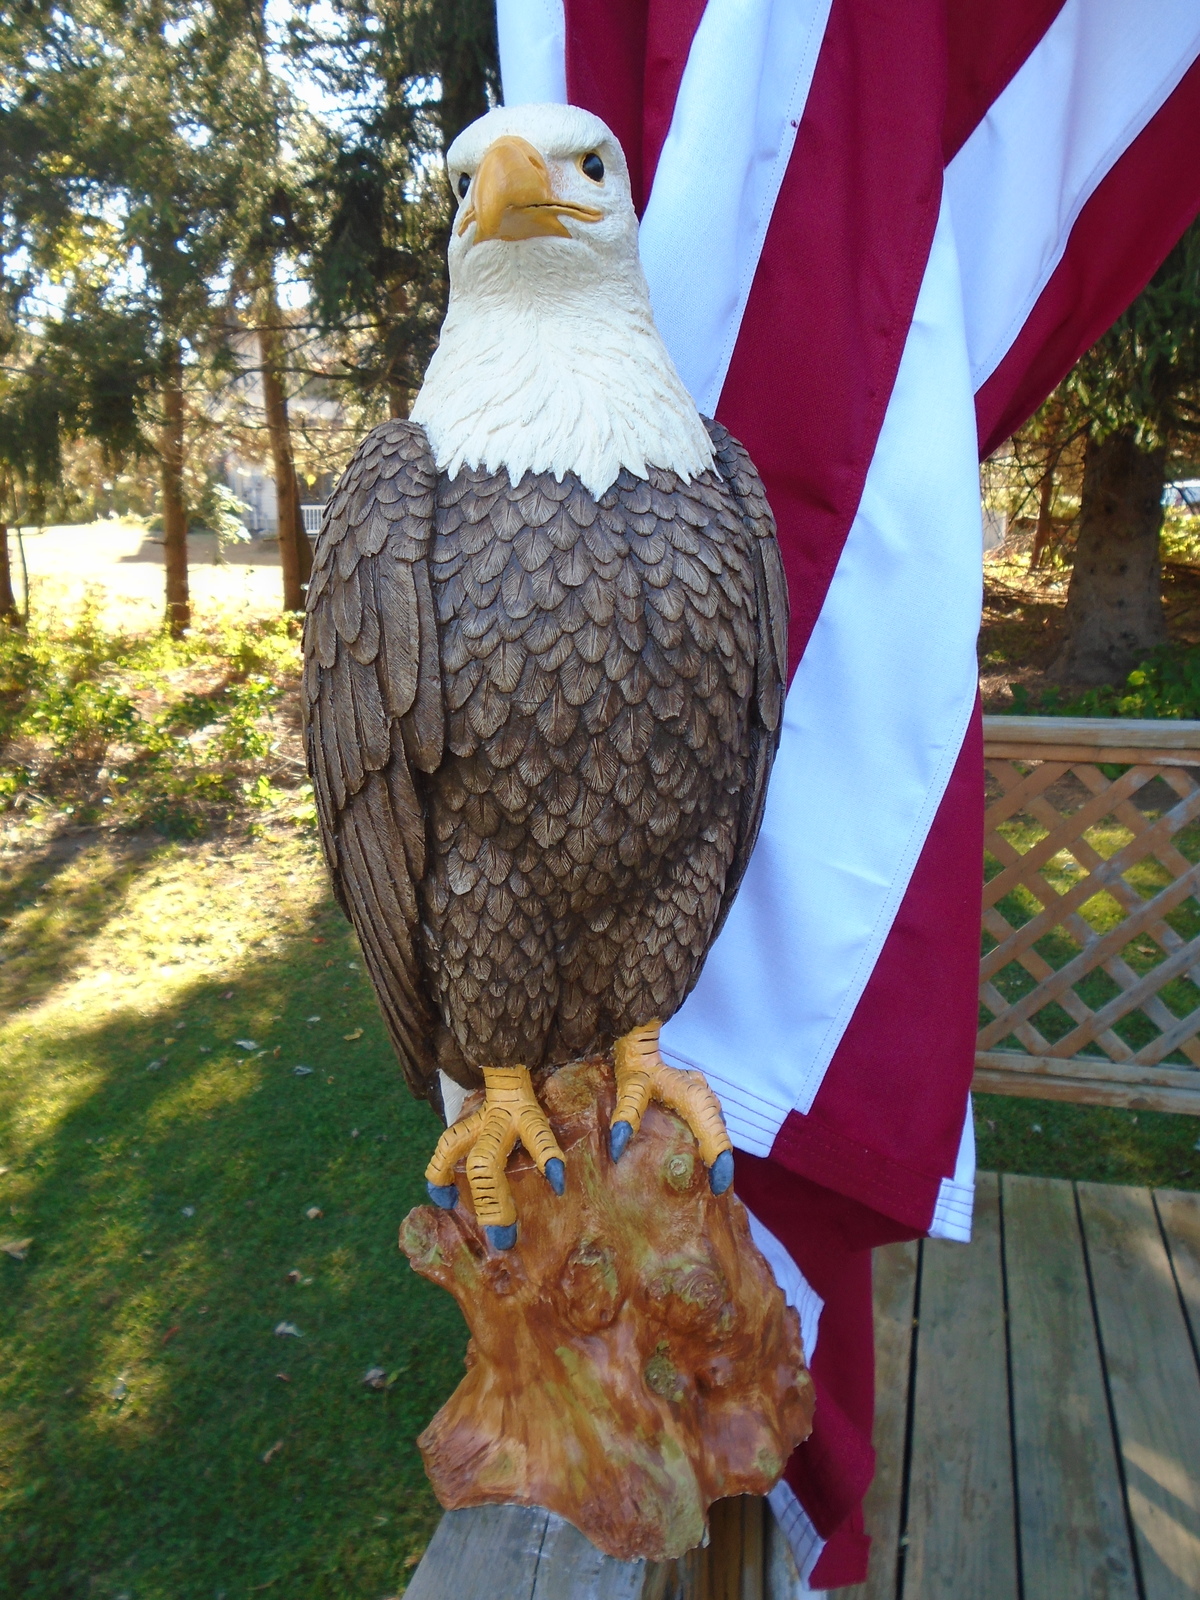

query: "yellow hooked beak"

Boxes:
[457, 135, 603, 241]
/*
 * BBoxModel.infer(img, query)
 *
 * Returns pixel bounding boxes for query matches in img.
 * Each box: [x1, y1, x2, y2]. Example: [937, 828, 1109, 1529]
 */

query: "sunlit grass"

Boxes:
[0, 820, 466, 1598]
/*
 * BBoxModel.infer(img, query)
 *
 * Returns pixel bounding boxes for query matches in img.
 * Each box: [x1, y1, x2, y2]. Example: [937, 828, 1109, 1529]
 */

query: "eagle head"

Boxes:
[411, 103, 714, 499]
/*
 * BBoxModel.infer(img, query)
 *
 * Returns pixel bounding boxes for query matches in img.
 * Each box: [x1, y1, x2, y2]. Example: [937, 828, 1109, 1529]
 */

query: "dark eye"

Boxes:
[457, 172, 470, 198]
[581, 152, 604, 183]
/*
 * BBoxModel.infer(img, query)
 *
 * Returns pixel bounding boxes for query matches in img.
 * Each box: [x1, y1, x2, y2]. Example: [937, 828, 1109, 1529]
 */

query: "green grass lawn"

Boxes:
[0, 821, 466, 1599]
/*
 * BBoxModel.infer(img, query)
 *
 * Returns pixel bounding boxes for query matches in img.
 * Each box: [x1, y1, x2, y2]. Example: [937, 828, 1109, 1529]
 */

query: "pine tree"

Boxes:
[290, 0, 498, 418]
[11, 0, 249, 635]
[1049, 221, 1200, 684]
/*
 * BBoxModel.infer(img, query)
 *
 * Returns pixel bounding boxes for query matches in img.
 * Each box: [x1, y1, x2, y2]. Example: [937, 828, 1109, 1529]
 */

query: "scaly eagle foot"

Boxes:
[609, 1020, 735, 1195]
[424, 1065, 566, 1250]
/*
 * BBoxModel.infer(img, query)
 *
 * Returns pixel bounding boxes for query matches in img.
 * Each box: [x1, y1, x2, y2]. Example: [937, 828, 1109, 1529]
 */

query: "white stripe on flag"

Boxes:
[949, 0, 1200, 391]
[638, 0, 834, 414]
[929, 1098, 976, 1243]
[496, 0, 566, 106]
[663, 188, 982, 1140]
[745, 1206, 824, 1362]
[767, 1478, 827, 1590]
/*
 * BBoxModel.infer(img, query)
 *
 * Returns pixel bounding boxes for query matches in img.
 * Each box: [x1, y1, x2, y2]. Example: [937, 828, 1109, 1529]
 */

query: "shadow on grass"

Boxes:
[0, 902, 468, 1600]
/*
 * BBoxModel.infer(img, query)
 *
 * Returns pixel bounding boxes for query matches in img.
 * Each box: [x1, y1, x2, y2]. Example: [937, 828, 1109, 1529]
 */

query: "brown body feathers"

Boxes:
[303, 418, 787, 1110]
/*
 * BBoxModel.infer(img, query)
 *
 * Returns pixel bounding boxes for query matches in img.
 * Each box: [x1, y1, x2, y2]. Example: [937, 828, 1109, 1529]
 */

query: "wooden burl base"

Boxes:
[399, 1057, 814, 1563]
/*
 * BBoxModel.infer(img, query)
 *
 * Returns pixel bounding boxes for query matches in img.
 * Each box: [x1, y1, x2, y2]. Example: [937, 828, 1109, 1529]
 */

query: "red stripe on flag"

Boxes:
[564, 0, 709, 214]
[976, 50, 1200, 459]
[564, 0, 650, 212]
[715, 0, 945, 674]
[768, 703, 984, 1229]
[943, 0, 1067, 160]
[642, 0, 707, 197]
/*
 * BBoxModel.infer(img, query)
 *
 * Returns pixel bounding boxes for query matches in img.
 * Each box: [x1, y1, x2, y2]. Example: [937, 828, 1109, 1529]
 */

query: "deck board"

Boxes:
[1156, 1189, 1200, 1360]
[902, 1173, 1018, 1600]
[1003, 1174, 1137, 1600]
[1078, 1183, 1200, 1600]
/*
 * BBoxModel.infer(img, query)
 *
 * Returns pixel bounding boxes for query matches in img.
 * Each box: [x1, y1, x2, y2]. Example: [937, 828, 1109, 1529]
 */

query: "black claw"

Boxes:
[485, 1222, 518, 1251]
[427, 1181, 459, 1210]
[709, 1149, 734, 1196]
[609, 1120, 633, 1162]
[544, 1157, 565, 1196]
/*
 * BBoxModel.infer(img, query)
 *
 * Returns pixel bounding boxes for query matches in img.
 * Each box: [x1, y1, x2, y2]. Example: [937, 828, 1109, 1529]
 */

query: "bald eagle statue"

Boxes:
[303, 103, 788, 1251]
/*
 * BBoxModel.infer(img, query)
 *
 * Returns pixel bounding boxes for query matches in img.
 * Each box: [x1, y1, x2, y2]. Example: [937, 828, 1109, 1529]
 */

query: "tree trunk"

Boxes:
[160, 342, 191, 637]
[257, 279, 311, 612]
[1029, 458, 1056, 572]
[0, 523, 20, 625]
[401, 1057, 813, 1564]
[1049, 430, 1168, 685]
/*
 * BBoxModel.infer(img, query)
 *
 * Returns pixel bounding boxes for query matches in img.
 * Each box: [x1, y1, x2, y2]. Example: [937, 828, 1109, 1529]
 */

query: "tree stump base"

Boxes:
[399, 1057, 814, 1562]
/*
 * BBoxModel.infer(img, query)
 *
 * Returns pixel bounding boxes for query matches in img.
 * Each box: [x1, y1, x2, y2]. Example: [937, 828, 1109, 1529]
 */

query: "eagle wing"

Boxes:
[303, 420, 444, 1101]
[703, 418, 789, 942]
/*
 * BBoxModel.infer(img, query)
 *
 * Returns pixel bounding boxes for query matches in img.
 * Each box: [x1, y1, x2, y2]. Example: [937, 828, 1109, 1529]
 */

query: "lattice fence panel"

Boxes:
[977, 737, 1200, 1114]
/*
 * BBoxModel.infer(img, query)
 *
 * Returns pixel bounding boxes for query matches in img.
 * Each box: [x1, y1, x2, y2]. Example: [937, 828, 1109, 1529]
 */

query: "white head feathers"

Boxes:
[411, 103, 714, 499]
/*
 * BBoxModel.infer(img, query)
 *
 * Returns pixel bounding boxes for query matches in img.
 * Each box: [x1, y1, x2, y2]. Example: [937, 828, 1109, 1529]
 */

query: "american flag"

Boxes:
[493, 1, 1200, 1585]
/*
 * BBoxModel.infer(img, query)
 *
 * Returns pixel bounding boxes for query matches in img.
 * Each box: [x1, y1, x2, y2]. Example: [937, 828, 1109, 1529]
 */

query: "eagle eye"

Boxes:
[580, 152, 604, 183]
[457, 172, 470, 199]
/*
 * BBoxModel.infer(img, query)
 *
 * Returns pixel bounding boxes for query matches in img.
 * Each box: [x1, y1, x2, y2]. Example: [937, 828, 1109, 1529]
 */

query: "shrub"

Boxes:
[1008, 644, 1200, 720]
[0, 606, 305, 836]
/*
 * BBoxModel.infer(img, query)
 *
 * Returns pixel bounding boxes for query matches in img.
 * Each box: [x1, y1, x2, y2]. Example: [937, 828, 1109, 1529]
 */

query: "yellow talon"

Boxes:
[610, 1020, 734, 1191]
[425, 1065, 566, 1244]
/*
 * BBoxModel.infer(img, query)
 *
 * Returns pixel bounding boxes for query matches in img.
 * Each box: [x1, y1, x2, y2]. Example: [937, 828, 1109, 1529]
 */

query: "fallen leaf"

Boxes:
[404, 1552, 422, 1568]
[347, 961, 359, 970]
[261, 1439, 284, 1463]
[272, 1046, 281, 1057]
[274, 1321, 303, 1338]
[293, 1065, 314, 1077]
[234, 1039, 259, 1051]
[343, 1028, 363, 1042]
[1, 1238, 32, 1261]
[362, 1366, 387, 1390]
[305, 1206, 323, 1221]
[275, 1371, 291, 1383]
[162, 1325, 181, 1345]
[285, 1269, 301, 1284]
[221, 991, 234, 1000]
[311, 936, 325, 944]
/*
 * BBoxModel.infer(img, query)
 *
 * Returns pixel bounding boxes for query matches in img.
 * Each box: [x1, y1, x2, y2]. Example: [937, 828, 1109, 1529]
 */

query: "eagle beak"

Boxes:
[458, 134, 603, 241]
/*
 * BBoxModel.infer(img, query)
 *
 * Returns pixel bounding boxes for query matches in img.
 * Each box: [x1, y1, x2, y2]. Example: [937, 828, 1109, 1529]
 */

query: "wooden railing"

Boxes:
[976, 715, 1200, 1116]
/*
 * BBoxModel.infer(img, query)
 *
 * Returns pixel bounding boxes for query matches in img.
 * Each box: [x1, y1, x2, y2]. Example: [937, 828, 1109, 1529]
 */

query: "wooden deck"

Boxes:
[404, 1174, 1200, 1599]
[848, 1174, 1200, 1600]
